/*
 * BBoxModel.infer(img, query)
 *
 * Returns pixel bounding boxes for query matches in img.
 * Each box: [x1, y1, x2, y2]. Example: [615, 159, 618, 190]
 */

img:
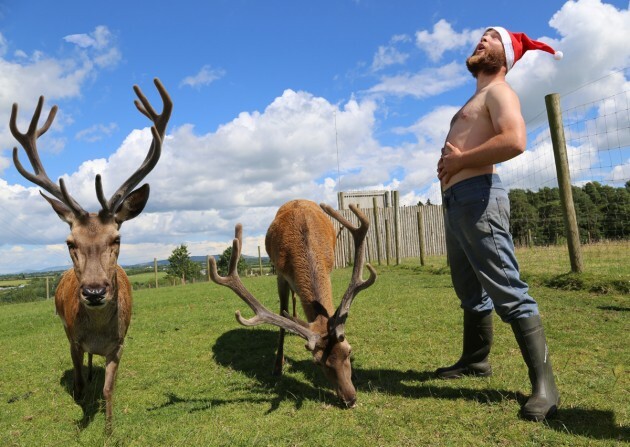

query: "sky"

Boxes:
[0, 0, 629, 274]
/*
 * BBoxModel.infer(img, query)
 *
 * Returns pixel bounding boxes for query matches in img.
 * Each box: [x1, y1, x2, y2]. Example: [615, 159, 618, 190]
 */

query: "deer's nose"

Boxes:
[82, 286, 107, 304]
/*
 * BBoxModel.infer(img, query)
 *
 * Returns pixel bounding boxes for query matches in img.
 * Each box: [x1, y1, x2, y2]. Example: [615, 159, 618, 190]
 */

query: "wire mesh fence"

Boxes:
[499, 88, 629, 273]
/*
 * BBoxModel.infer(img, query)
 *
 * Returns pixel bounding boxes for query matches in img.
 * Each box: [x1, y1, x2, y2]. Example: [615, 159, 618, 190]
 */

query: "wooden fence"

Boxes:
[329, 204, 446, 268]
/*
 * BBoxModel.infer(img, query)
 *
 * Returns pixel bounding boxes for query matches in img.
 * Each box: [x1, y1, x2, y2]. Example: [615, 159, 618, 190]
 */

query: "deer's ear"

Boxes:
[40, 192, 76, 225]
[114, 183, 150, 225]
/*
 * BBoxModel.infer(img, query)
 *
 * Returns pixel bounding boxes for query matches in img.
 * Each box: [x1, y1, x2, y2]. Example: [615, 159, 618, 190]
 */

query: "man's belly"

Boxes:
[441, 165, 496, 191]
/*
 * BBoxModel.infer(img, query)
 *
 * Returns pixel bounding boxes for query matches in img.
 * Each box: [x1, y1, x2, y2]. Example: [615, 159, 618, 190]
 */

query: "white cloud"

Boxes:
[63, 25, 120, 68]
[367, 61, 469, 98]
[63, 34, 96, 48]
[508, 0, 630, 119]
[64, 25, 113, 50]
[415, 19, 483, 62]
[0, 87, 424, 272]
[0, 32, 7, 57]
[397, 105, 458, 147]
[180, 65, 226, 89]
[371, 34, 412, 71]
[371, 45, 409, 71]
[607, 159, 630, 183]
[75, 123, 118, 142]
[0, 25, 121, 160]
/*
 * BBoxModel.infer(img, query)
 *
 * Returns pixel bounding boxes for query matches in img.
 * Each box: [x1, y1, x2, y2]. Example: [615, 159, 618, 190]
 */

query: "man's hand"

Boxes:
[437, 142, 463, 184]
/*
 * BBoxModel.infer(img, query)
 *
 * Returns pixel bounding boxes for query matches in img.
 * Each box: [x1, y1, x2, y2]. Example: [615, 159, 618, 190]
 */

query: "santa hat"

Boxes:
[488, 26, 563, 72]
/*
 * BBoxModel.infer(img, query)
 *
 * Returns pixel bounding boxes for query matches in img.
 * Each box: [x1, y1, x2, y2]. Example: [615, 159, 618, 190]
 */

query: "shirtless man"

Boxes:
[435, 27, 561, 422]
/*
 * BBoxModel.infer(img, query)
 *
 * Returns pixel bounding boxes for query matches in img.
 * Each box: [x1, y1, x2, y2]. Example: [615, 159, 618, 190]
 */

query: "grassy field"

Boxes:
[0, 279, 30, 287]
[127, 271, 168, 284]
[0, 247, 628, 446]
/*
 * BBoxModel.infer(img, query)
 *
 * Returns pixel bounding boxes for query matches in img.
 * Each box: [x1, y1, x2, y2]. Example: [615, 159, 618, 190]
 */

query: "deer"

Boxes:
[9, 78, 172, 433]
[209, 199, 376, 408]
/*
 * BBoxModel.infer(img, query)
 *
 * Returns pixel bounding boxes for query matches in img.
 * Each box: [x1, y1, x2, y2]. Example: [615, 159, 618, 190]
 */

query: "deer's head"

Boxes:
[10, 79, 172, 308]
[311, 324, 356, 407]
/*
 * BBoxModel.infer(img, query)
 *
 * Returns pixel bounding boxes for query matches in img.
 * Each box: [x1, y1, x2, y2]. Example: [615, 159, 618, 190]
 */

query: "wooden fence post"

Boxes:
[46, 276, 50, 300]
[154, 257, 159, 289]
[417, 211, 426, 266]
[258, 246, 263, 276]
[393, 191, 401, 265]
[385, 218, 391, 266]
[372, 197, 382, 266]
[545, 93, 583, 273]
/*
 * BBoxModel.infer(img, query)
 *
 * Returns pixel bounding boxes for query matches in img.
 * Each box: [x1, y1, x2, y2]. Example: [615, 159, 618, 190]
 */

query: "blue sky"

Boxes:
[0, 0, 629, 274]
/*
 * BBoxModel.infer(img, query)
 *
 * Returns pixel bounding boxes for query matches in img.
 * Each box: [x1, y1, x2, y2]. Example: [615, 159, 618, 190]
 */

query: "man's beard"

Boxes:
[466, 47, 506, 78]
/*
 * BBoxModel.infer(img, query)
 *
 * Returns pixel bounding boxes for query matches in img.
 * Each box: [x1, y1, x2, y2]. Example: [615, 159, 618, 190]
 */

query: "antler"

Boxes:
[11, 96, 88, 217]
[96, 78, 173, 215]
[320, 203, 377, 342]
[209, 224, 321, 351]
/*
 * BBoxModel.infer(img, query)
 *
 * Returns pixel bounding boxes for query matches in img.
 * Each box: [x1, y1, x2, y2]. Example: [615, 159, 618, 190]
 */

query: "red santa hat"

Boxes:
[488, 26, 563, 72]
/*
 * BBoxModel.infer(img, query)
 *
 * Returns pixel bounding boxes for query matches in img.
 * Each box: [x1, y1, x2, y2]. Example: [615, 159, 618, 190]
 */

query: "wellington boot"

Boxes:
[511, 315, 560, 421]
[436, 311, 493, 379]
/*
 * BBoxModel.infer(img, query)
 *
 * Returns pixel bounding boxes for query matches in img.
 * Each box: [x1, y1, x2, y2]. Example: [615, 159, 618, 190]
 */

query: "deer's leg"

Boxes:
[87, 353, 93, 381]
[273, 275, 291, 376]
[70, 344, 85, 400]
[103, 348, 123, 435]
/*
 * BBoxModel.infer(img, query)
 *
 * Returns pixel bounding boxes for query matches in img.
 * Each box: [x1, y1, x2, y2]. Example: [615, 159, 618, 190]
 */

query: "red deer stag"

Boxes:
[9, 78, 172, 433]
[210, 199, 376, 407]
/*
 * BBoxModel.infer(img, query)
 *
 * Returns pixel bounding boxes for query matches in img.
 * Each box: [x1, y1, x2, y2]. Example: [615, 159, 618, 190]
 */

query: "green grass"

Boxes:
[126, 271, 168, 283]
[0, 279, 30, 287]
[0, 247, 628, 446]
[514, 242, 630, 294]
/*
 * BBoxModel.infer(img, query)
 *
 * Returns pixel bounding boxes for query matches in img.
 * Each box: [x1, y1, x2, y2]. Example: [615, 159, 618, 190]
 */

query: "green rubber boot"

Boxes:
[511, 315, 560, 421]
[436, 311, 493, 379]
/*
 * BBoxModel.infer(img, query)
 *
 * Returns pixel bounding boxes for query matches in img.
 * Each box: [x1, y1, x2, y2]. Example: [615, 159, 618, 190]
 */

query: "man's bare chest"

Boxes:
[451, 96, 488, 127]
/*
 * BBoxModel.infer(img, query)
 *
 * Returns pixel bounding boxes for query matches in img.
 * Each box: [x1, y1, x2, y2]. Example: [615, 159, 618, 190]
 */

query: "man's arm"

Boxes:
[438, 84, 526, 183]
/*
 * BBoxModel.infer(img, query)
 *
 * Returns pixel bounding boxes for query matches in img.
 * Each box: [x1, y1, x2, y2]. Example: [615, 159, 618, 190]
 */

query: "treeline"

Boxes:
[509, 181, 630, 246]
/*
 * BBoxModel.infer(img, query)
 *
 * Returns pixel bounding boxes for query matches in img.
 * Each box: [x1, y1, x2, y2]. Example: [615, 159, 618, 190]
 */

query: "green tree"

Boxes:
[571, 186, 601, 242]
[166, 244, 201, 283]
[506, 182, 630, 246]
[216, 246, 247, 276]
[509, 189, 537, 245]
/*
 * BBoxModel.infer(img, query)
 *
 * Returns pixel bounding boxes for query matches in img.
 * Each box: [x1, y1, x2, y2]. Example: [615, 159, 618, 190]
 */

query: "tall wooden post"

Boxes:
[206, 255, 211, 282]
[545, 93, 583, 273]
[372, 197, 382, 266]
[393, 190, 401, 265]
[385, 218, 391, 266]
[337, 191, 345, 211]
[417, 211, 426, 266]
[46, 276, 50, 300]
[258, 246, 263, 276]
[154, 258, 159, 289]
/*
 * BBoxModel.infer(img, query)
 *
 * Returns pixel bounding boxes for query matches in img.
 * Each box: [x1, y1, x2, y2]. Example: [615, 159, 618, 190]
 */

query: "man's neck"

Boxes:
[475, 71, 507, 93]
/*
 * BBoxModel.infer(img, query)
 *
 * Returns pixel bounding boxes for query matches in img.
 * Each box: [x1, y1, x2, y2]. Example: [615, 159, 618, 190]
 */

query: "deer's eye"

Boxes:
[113, 237, 121, 245]
[67, 242, 76, 250]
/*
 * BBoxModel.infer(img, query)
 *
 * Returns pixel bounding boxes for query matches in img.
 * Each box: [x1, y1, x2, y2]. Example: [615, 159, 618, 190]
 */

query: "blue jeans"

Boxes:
[442, 174, 539, 322]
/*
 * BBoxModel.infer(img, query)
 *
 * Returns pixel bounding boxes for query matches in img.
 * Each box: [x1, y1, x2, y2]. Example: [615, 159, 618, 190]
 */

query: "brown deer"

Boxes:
[9, 78, 172, 433]
[209, 199, 376, 408]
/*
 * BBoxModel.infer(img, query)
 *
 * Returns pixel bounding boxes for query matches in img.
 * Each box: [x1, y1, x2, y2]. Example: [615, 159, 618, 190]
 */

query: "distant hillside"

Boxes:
[125, 254, 269, 270]
[2, 254, 269, 278]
